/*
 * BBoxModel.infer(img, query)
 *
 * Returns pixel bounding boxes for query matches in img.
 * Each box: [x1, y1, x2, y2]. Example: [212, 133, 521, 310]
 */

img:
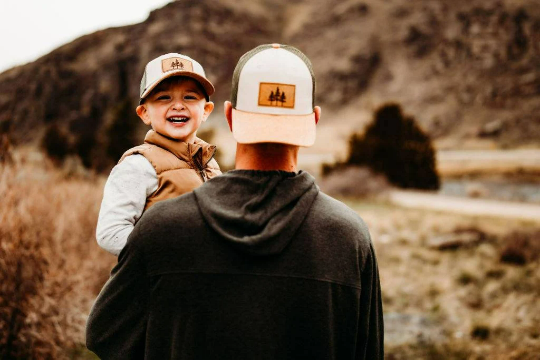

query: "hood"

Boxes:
[193, 170, 319, 256]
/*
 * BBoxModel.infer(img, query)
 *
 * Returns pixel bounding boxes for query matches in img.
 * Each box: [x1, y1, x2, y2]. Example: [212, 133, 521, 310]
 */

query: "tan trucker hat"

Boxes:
[139, 53, 215, 103]
[230, 44, 317, 147]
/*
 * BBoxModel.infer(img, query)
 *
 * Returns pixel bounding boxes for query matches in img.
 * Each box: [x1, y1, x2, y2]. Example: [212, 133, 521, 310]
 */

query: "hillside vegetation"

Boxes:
[1, 154, 539, 359]
[0, 0, 539, 170]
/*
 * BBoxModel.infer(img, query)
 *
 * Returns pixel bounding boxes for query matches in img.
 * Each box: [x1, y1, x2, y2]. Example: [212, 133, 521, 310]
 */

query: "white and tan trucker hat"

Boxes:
[230, 44, 317, 147]
[139, 53, 215, 103]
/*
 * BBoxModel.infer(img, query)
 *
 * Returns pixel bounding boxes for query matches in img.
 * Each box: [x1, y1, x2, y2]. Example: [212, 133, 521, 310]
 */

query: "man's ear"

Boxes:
[224, 101, 233, 132]
[203, 101, 215, 122]
[136, 104, 151, 126]
[314, 106, 321, 125]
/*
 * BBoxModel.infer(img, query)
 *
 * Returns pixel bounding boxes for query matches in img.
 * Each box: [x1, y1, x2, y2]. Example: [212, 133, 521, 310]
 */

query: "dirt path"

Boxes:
[437, 149, 540, 176]
[388, 190, 540, 222]
[298, 149, 540, 177]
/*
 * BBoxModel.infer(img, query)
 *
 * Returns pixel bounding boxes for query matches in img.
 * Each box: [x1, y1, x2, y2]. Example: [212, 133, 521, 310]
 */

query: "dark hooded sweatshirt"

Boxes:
[86, 170, 384, 359]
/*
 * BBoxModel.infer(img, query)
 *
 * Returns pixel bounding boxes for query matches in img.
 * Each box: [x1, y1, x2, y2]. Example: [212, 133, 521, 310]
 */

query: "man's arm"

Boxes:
[86, 224, 149, 359]
[96, 155, 158, 255]
[356, 241, 384, 360]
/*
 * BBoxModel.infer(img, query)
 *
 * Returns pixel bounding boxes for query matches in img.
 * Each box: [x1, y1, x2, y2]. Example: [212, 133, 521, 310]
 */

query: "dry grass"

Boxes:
[499, 230, 540, 265]
[1, 155, 540, 359]
[344, 199, 540, 359]
[0, 160, 114, 359]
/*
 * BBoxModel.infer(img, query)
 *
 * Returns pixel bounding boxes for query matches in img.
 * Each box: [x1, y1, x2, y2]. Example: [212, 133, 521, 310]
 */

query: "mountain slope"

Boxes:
[0, 0, 539, 169]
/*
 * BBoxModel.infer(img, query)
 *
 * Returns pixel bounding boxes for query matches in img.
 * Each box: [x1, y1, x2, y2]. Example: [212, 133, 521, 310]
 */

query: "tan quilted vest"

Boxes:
[119, 130, 221, 210]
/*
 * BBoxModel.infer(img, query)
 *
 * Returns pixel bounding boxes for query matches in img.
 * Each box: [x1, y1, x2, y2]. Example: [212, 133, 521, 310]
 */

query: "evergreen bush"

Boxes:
[326, 103, 440, 190]
[42, 124, 70, 163]
[106, 98, 139, 163]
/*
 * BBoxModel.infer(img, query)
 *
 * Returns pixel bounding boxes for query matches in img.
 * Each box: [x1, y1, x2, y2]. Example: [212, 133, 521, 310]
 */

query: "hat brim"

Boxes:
[232, 108, 316, 147]
[140, 71, 215, 101]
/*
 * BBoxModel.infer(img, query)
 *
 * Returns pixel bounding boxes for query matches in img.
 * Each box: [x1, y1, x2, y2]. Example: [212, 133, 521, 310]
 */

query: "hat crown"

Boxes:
[232, 44, 315, 112]
[236, 48, 312, 115]
[229, 44, 317, 147]
[139, 53, 214, 101]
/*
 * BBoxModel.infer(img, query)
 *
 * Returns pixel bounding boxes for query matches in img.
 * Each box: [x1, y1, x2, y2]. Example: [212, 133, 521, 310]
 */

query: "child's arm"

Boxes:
[96, 155, 157, 255]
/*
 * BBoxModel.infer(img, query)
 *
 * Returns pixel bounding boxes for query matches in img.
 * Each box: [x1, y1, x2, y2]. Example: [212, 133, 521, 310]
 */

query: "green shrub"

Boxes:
[106, 98, 139, 163]
[456, 271, 476, 285]
[471, 324, 490, 340]
[328, 103, 440, 190]
[0, 134, 13, 164]
[500, 230, 540, 265]
[42, 124, 70, 163]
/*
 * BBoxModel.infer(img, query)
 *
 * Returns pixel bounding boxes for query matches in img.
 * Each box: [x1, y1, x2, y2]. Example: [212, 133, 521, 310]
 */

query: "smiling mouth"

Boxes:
[168, 116, 189, 123]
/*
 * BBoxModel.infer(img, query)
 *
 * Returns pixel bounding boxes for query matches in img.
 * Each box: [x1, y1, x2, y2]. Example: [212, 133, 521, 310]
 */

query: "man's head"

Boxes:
[224, 44, 321, 148]
[136, 53, 215, 143]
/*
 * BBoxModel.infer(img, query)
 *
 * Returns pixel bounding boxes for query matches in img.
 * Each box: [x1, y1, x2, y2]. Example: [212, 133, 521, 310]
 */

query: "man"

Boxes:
[86, 43, 384, 359]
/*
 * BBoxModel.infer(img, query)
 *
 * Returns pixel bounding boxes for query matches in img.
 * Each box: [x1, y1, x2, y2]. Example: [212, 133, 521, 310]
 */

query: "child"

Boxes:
[96, 53, 221, 255]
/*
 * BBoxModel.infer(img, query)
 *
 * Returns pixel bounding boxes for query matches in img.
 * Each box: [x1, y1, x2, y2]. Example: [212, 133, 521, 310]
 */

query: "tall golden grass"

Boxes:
[1, 154, 539, 359]
[0, 161, 114, 359]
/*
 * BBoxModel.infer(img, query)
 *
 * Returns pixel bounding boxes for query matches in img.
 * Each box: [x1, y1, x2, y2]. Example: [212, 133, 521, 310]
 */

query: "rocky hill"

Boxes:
[0, 0, 539, 169]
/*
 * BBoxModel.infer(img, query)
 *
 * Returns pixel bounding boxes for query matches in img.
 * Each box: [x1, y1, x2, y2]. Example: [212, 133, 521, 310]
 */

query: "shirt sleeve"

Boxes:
[86, 224, 148, 359]
[356, 240, 384, 360]
[96, 155, 158, 255]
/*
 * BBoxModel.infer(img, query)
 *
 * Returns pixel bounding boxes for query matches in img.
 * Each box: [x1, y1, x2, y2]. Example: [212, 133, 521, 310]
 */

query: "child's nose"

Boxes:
[172, 99, 185, 110]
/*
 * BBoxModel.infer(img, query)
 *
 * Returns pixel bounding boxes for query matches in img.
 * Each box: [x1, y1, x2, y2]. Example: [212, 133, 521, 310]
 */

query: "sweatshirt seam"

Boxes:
[146, 270, 361, 290]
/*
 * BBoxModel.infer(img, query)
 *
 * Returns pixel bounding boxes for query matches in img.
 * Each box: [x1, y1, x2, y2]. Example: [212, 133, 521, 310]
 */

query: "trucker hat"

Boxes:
[139, 53, 215, 103]
[230, 44, 316, 147]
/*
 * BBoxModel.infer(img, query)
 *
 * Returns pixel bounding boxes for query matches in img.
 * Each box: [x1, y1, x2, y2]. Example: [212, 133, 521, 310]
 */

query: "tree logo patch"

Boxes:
[258, 83, 295, 108]
[161, 58, 193, 73]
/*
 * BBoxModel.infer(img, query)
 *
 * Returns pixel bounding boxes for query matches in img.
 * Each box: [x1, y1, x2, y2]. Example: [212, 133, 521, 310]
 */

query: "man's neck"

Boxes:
[234, 143, 299, 172]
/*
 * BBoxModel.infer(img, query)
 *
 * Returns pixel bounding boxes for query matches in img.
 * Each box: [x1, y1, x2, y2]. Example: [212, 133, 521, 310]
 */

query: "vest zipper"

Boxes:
[199, 166, 207, 182]
[193, 145, 216, 183]
[193, 152, 207, 182]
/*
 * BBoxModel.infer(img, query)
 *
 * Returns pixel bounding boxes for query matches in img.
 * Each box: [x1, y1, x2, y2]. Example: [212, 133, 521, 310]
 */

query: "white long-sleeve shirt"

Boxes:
[96, 155, 158, 255]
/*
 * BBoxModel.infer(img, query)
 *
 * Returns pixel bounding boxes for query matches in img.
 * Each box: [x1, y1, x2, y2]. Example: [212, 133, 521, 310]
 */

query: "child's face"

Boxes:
[136, 78, 214, 143]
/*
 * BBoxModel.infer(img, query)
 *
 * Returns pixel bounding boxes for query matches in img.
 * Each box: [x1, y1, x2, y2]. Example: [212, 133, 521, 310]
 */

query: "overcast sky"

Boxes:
[1, 0, 173, 73]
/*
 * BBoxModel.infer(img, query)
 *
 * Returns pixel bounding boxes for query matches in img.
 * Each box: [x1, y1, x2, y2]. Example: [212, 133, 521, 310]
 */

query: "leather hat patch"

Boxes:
[161, 57, 193, 73]
[258, 82, 295, 108]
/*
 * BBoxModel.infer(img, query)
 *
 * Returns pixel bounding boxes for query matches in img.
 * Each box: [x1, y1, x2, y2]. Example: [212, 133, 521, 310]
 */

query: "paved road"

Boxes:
[389, 190, 540, 222]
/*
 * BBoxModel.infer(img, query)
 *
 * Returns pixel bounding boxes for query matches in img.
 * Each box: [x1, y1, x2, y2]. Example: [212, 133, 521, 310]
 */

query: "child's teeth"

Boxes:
[169, 117, 188, 122]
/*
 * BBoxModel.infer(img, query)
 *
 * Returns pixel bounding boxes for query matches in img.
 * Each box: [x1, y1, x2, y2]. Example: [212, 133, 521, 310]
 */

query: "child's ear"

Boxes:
[202, 101, 214, 122]
[136, 104, 151, 125]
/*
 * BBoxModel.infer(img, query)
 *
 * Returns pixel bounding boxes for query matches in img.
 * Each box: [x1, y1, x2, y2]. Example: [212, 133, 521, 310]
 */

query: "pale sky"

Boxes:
[0, 0, 173, 73]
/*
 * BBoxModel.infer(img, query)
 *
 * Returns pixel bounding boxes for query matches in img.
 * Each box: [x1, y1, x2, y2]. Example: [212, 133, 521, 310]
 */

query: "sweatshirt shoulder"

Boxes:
[127, 192, 203, 260]
[313, 192, 367, 223]
[309, 192, 372, 243]
[136, 192, 199, 231]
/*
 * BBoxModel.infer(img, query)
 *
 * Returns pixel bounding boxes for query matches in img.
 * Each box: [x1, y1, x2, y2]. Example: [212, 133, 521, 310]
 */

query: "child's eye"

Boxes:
[157, 95, 171, 100]
[184, 95, 198, 100]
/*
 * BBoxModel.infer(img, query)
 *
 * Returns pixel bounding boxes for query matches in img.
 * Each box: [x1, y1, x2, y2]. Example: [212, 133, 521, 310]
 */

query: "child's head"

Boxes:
[136, 53, 215, 143]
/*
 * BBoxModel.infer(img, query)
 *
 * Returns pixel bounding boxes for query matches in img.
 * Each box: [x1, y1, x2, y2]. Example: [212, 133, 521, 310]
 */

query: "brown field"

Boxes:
[1, 157, 539, 359]
[346, 199, 540, 359]
[0, 159, 114, 359]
